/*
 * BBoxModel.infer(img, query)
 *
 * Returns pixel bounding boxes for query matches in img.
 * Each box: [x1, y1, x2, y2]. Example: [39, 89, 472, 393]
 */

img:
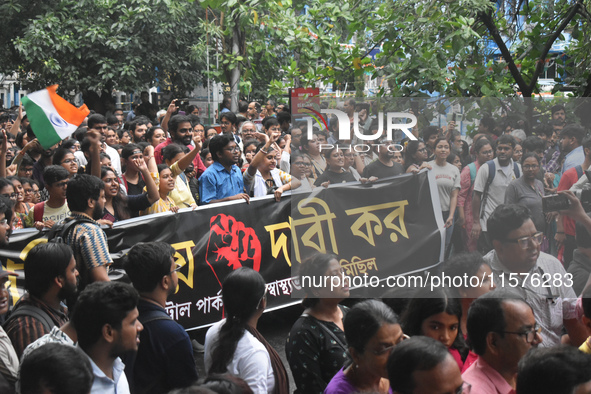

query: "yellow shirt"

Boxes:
[168, 162, 196, 207]
[140, 171, 177, 216]
[579, 338, 591, 354]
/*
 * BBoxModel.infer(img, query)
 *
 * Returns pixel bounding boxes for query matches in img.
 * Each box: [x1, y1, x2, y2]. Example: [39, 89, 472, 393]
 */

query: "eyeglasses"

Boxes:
[0, 218, 8, 225]
[503, 231, 543, 249]
[1, 193, 16, 198]
[497, 324, 541, 344]
[224, 146, 240, 152]
[371, 334, 410, 355]
[168, 263, 182, 276]
[256, 287, 268, 309]
[61, 159, 76, 164]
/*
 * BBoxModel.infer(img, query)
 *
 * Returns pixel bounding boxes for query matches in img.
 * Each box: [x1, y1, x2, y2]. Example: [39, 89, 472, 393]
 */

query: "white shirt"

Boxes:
[204, 319, 275, 394]
[87, 354, 130, 394]
[75, 145, 122, 176]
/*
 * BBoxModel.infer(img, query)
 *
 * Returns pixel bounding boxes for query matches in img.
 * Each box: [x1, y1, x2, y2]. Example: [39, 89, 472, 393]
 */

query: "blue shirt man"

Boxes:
[198, 134, 250, 205]
[560, 125, 586, 173]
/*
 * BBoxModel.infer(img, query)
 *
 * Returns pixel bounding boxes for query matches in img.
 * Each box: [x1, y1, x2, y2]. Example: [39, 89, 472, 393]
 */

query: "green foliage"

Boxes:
[3, 0, 591, 101]
[2, 0, 206, 95]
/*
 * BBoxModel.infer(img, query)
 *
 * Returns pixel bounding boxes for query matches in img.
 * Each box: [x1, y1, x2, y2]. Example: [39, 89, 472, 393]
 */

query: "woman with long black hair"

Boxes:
[286, 253, 350, 394]
[205, 268, 289, 394]
[404, 140, 431, 174]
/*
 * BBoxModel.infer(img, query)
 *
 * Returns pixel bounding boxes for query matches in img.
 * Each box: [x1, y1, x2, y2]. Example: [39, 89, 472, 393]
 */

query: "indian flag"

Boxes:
[21, 85, 90, 149]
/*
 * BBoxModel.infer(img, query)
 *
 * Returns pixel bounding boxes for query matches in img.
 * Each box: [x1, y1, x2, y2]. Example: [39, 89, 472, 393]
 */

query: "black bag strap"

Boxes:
[47, 216, 95, 244]
[138, 308, 171, 325]
[301, 313, 348, 352]
[124, 308, 172, 393]
[4, 304, 54, 332]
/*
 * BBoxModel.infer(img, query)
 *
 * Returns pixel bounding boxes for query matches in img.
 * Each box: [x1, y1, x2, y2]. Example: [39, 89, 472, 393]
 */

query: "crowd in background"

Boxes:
[2, 95, 591, 393]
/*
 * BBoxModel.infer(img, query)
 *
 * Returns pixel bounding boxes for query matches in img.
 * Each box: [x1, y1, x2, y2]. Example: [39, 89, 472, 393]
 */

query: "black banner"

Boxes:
[0, 171, 443, 331]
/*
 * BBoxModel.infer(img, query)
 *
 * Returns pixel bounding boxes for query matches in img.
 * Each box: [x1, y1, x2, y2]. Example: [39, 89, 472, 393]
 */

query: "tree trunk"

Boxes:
[229, 19, 241, 113]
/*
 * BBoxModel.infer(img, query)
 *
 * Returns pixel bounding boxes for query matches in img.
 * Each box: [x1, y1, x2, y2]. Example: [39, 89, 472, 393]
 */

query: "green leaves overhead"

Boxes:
[2, 0, 206, 95]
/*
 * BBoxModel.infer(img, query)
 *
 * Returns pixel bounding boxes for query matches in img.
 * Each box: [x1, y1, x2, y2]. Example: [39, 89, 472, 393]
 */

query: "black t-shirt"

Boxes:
[362, 160, 404, 179]
[314, 169, 357, 186]
[123, 175, 146, 196]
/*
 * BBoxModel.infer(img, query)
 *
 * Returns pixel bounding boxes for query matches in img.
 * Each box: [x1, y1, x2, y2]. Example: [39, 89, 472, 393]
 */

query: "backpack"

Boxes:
[480, 160, 521, 219]
[3, 304, 54, 333]
[46, 215, 95, 244]
[468, 162, 477, 185]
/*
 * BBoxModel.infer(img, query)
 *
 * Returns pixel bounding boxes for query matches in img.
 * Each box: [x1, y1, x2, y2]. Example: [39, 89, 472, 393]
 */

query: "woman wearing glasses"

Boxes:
[6, 176, 32, 229]
[404, 140, 431, 174]
[300, 131, 326, 180]
[290, 151, 315, 192]
[325, 299, 405, 394]
[205, 268, 289, 394]
[52, 147, 79, 178]
[314, 146, 375, 188]
[505, 153, 547, 251]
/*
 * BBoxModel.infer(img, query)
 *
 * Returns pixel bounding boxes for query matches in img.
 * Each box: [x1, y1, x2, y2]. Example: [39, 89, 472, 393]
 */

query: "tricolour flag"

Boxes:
[21, 85, 90, 149]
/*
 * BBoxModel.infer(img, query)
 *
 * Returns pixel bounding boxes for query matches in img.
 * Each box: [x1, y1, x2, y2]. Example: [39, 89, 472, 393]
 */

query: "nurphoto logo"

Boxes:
[304, 108, 418, 152]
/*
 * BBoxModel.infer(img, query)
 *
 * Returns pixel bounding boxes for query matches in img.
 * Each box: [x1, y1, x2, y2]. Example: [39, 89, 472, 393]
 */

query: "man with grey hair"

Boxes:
[239, 121, 257, 142]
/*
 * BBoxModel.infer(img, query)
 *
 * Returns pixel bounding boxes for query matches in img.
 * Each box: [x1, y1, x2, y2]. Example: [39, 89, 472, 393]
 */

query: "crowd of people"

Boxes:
[2, 97, 591, 393]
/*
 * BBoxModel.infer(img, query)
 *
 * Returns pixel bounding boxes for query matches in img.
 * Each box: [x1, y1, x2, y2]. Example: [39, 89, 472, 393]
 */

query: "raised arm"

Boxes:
[161, 100, 179, 134]
[247, 131, 278, 177]
[0, 130, 6, 177]
[177, 134, 202, 172]
[86, 129, 102, 178]
[135, 157, 159, 204]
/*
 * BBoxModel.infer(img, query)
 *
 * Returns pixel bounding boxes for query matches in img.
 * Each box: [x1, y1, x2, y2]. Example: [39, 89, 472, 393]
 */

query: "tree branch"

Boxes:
[527, 0, 581, 93]
[479, 9, 530, 95]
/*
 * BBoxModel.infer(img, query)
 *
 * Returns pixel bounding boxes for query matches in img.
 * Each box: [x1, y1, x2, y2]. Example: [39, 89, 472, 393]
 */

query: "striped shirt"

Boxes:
[4, 293, 68, 358]
[65, 213, 113, 290]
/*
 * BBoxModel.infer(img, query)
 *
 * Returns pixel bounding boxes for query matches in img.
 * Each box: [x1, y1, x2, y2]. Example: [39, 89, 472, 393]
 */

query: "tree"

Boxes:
[195, 0, 358, 108]
[1, 0, 207, 100]
[359, 0, 591, 100]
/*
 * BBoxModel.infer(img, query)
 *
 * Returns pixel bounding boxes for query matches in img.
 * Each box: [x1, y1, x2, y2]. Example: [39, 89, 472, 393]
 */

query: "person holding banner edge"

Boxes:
[199, 134, 250, 205]
[244, 130, 298, 201]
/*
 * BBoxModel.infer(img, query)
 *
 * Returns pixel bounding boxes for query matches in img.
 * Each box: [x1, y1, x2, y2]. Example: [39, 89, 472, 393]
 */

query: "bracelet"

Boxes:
[260, 147, 269, 154]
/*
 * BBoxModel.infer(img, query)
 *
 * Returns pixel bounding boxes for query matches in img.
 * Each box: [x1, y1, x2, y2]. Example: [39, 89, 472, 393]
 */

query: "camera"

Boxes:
[543, 169, 591, 213]
[543, 189, 591, 213]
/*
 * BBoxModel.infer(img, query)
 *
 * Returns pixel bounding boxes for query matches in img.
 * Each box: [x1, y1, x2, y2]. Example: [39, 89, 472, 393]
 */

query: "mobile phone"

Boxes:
[174, 100, 181, 107]
[542, 194, 570, 212]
